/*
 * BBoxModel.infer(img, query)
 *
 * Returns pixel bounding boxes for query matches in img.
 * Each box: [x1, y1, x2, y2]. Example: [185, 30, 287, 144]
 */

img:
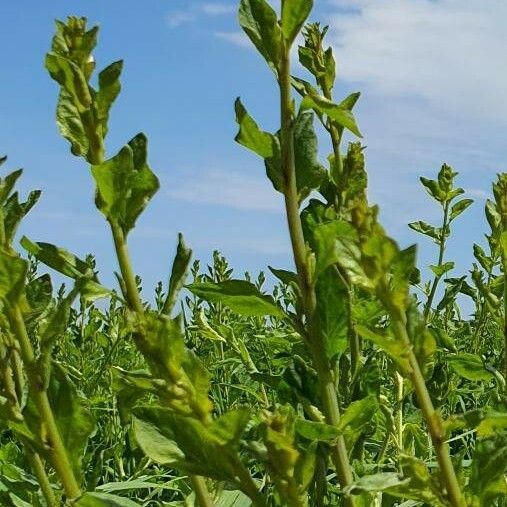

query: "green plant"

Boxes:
[2, 1, 507, 506]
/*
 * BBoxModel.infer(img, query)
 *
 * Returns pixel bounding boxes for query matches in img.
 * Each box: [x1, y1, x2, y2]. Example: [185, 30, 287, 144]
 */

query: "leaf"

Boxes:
[187, 280, 284, 317]
[133, 407, 249, 482]
[45, 53, 91, 112]
[429, 261, 454, 278]
[234, 98, 276, 159]
[447, 353, 495, 382]
[75, 492, 142, 507]
[162, 233, 192, 315]
[3, 190, 41, 244]
[48, 363, 95, 482]
[55, 89, 88, 158]
[131, 414, 183, 465]
[356, 325, 411, 373]
[0, 168, 23, 205]
[92, 133, 159, 234]
[20, 236, 93, 279]
[408, 221, 441, 242]
[315, 267, 348, 360]
[0, 251, 27, 303]
[419, 177, 444, 202]
[450, 198, 473, 220]
[336, 395, 378, 447]
[293, 111, 326, 201]
[268, 266, 299, 288]
[295, 419, 339, 442]
[468, 436, 507, 505]
[312, 219, 356, 277]
[239, 0, 282, 72]
[281, 0, 313, 44]
[301, 94, 362, 137]
[96, 60, 123, 138]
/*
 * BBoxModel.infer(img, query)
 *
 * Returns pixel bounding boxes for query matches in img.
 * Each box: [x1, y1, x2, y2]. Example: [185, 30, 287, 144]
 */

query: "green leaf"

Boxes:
[75, 492, 142, 507]
[234, 98, 276, 159]
[450, 198, 473, 220]
[20, 236, 93, 280]
[45, 53, 91, 112]
[295, 419, 338, 442]
[336, 395, 378, 448]
[281, 0, 313, 45]
[55, 89, 89, 158]
[420, 177, 444, 202]
[301, 94, 362, 137]
[0, 168, 23, 205]
[96, 60, 123, 138]
[92, 133, 159, 234]
[48, 363, 96, 482]
[133, 407, 249, 482]
[429, 261, 454, 278]
[408, 221, 441, 242]
[0, 251, 27, 303]
[162, 233, 192, 315]
[187, 280, 284, 317]
[239, 0, 282, 72]
[315, 267, 348, 360]
[468, 436, 507, 505]
[3, 190, 41, 244]
[447, 353, 495, 382]
[356, 325, 411, 373]
[294, 111, 326, 201]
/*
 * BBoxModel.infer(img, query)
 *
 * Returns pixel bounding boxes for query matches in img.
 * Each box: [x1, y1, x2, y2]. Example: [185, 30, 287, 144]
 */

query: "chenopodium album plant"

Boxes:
[2, 0, 507, 506]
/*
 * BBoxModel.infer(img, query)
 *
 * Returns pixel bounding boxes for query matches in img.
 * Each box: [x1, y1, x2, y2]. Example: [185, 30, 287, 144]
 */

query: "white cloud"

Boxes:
[201, 3, 235, 15]
[166, 169, 282, 213]
[167, 12, 195, 28]
[327, 0, 507, 121]
[214, 31, 250, 48]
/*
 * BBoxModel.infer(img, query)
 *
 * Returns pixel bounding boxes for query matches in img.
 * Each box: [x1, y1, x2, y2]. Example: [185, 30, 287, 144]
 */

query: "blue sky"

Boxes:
[1, 0, 505, 300]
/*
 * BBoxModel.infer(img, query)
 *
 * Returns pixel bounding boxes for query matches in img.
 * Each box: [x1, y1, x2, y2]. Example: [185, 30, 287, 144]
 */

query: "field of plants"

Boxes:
[1, 0, 507, 506]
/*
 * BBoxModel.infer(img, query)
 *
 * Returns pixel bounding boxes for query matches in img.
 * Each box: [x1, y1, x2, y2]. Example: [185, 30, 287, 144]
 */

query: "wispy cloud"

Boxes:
[201, 3, 235, 16]
[167, 2, 235, 29]
[327, 0, 507, 122]
[167, 169, 282, 213]
[214, 31, 250, 48]
[167, 12, 195, 28]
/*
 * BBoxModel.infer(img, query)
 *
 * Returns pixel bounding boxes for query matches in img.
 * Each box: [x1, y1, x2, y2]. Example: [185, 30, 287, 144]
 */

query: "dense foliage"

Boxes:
[1, 1, 507, 506]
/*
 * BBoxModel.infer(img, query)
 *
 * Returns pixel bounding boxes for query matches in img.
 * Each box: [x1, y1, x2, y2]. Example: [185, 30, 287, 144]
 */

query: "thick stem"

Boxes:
[190, 475, 215, 507]
[278, 25, 355, 502]
[391, 318, 465, 507]
[8, 304, 82, 500]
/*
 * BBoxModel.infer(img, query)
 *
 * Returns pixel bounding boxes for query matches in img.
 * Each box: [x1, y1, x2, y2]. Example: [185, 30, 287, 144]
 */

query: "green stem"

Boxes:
[424, 201, 450, 321]
[28, 450, 58, 507]
[391, 317, 465, 507]
[8, 304, 82, 501]
[109, 221, 216, 507]
[278, 19, 355, 502]
[190, 475, 215, 507]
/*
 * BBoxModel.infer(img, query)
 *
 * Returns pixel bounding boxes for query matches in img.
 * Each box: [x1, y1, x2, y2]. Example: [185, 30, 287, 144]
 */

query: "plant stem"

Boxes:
[8, 304, 82, 501]
[278, 27, 355, 503]
[424, 201, 450, 321]
[190, 475, 215, 507]
[28, 450, 58, 507]
[109, 221, 216, 507]
[391, 317, 466, 507]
